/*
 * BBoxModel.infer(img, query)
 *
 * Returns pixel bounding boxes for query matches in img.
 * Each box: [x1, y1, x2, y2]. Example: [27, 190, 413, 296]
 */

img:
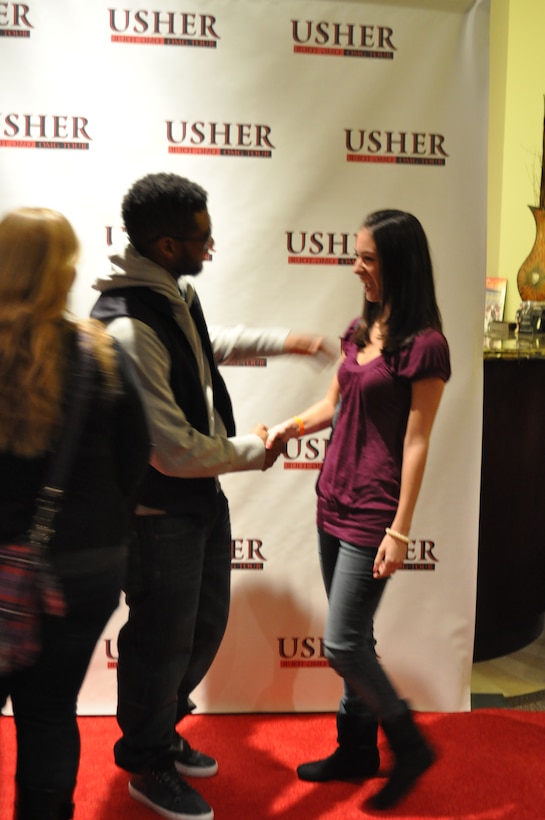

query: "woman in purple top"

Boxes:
[267, 210, 450, 810]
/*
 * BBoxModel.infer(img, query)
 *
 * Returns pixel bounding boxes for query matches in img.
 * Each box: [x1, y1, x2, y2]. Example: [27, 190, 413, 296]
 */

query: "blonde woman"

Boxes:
[0, 208, 149, 820]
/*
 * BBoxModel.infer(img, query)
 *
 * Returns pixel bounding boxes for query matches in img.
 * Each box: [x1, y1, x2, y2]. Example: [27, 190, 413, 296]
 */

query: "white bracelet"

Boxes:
[385, 527, 410, 544]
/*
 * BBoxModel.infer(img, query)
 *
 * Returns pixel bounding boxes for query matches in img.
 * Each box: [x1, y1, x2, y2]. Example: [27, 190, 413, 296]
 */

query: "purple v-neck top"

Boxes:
[316, 321, 451, 548]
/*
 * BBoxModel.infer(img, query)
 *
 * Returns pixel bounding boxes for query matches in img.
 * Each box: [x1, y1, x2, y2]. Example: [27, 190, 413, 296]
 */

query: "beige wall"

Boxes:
[488, 0, 545, 321]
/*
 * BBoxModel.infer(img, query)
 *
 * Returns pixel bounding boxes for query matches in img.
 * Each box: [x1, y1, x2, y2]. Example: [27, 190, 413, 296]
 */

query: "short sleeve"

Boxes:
[340, 318, 361, 356]
[394, 329, 451, 382]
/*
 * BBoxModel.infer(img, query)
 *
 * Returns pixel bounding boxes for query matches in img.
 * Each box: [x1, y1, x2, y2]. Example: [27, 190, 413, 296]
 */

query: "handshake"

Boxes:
[253, 422, 292, 471]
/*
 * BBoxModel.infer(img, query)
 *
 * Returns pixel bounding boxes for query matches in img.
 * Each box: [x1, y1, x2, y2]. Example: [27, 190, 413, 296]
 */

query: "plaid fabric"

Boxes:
[0, 542, 65, 676]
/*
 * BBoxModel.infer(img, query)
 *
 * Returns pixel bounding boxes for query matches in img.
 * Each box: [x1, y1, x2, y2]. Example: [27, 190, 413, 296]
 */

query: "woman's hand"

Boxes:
[266, 420, 297, 450]
[373, 532, 407, 579]
[266, 372, 341, 451]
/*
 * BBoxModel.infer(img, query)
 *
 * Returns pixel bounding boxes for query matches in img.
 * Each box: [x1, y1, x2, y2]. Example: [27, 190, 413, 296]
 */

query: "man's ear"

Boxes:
[153, 236, 178, 262]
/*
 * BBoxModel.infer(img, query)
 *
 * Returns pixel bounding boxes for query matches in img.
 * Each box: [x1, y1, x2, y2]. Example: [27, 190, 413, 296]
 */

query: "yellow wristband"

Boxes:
[293, 416, 305, 436]
[385, 527, 410, 544]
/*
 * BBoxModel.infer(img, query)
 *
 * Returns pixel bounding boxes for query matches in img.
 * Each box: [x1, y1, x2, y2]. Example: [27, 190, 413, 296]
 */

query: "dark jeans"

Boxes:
[0, 559, 124, 792]
[319, 529, 405, 723]
[114, 491, 232, 773]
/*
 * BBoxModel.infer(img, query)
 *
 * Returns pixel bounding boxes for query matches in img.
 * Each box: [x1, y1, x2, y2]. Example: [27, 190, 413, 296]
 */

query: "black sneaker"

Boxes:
[172, 735, 218, 778]
[129, 766, 214, 819]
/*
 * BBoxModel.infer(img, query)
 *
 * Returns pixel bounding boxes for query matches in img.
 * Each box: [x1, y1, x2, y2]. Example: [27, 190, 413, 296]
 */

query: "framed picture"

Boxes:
[484, 277, 507, 330]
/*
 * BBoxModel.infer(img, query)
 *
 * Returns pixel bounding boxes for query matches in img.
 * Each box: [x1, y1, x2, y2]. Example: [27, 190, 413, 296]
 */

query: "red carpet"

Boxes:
[1, 710, 545, 819]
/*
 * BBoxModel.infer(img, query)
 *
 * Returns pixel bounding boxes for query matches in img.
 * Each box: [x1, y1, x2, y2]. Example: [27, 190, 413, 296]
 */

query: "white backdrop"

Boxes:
[0, 0, 488, 713]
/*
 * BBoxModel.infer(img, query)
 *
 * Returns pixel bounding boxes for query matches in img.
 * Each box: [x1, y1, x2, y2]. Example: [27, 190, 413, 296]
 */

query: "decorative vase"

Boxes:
[517, 205, 545, 301]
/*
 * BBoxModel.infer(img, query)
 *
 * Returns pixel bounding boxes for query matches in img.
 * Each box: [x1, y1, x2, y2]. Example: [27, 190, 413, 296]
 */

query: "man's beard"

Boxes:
[179, 260, 203, 278]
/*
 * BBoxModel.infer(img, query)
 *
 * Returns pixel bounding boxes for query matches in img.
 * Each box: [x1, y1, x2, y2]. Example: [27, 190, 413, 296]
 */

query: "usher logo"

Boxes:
[286, 231, 355, 266]
[108, 8, 220, 47]
[291, 18, 396, 59]
[283, 437, 329, 470]
[231, 538, 267, 571]
[221, 358, 266, 367]
[166, 121, 275, 158]
[401, 539, 439, 571]
[0, 113, 92, 149]
[104, 639, 118, 669]
[0, 3, 32, 37]
[105, 226, 126, 247]
[278, 636, 328, 668]
[345, 129, 449, 166]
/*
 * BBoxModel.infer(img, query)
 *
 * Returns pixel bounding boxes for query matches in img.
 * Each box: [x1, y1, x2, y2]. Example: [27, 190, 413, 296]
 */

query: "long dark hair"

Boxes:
[353, 209, 442, 352]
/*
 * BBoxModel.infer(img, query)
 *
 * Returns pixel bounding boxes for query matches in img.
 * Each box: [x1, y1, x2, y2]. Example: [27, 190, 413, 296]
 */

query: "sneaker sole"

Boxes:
[128, 782, 214, 820]
[174, 760, 219, 779]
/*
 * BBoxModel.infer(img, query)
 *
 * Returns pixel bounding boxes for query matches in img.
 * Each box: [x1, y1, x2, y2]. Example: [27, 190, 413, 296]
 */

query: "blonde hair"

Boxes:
[0, 208, 118, 457]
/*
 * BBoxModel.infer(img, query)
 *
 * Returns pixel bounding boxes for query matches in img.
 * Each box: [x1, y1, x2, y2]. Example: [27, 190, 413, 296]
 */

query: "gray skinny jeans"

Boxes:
[318, 529, 406, 723]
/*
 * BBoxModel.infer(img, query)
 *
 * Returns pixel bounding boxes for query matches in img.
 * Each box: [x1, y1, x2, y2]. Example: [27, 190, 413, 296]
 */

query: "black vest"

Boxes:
[91, 286, 235, 514]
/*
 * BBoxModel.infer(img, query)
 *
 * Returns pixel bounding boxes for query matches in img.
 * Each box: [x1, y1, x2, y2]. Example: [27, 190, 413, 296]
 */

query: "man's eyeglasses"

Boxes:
[167, 231, 213, 251]
[149, 231, 214, 252]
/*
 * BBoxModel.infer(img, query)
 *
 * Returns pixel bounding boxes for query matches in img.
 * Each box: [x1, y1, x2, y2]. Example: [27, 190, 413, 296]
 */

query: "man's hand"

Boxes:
[262, 438, 285, 470]
[252, 423, 283, 470]
[283, 332, 337, 361]
[252, 423, 268, 444]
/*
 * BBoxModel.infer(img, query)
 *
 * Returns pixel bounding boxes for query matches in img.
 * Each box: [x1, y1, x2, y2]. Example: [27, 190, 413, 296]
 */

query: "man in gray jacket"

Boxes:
[91, 172, 333, 820]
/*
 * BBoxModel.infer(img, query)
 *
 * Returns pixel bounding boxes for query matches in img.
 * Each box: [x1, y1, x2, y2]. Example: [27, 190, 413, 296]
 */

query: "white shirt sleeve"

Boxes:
[209, 324, 290, 364]
[106, 317, 266, 477]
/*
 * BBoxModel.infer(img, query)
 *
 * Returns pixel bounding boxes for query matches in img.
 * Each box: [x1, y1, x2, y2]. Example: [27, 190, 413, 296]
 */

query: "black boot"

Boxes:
[367, 703, 435, 810]
[297, 712, 380, 782]
[14, 784, 74, 820]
